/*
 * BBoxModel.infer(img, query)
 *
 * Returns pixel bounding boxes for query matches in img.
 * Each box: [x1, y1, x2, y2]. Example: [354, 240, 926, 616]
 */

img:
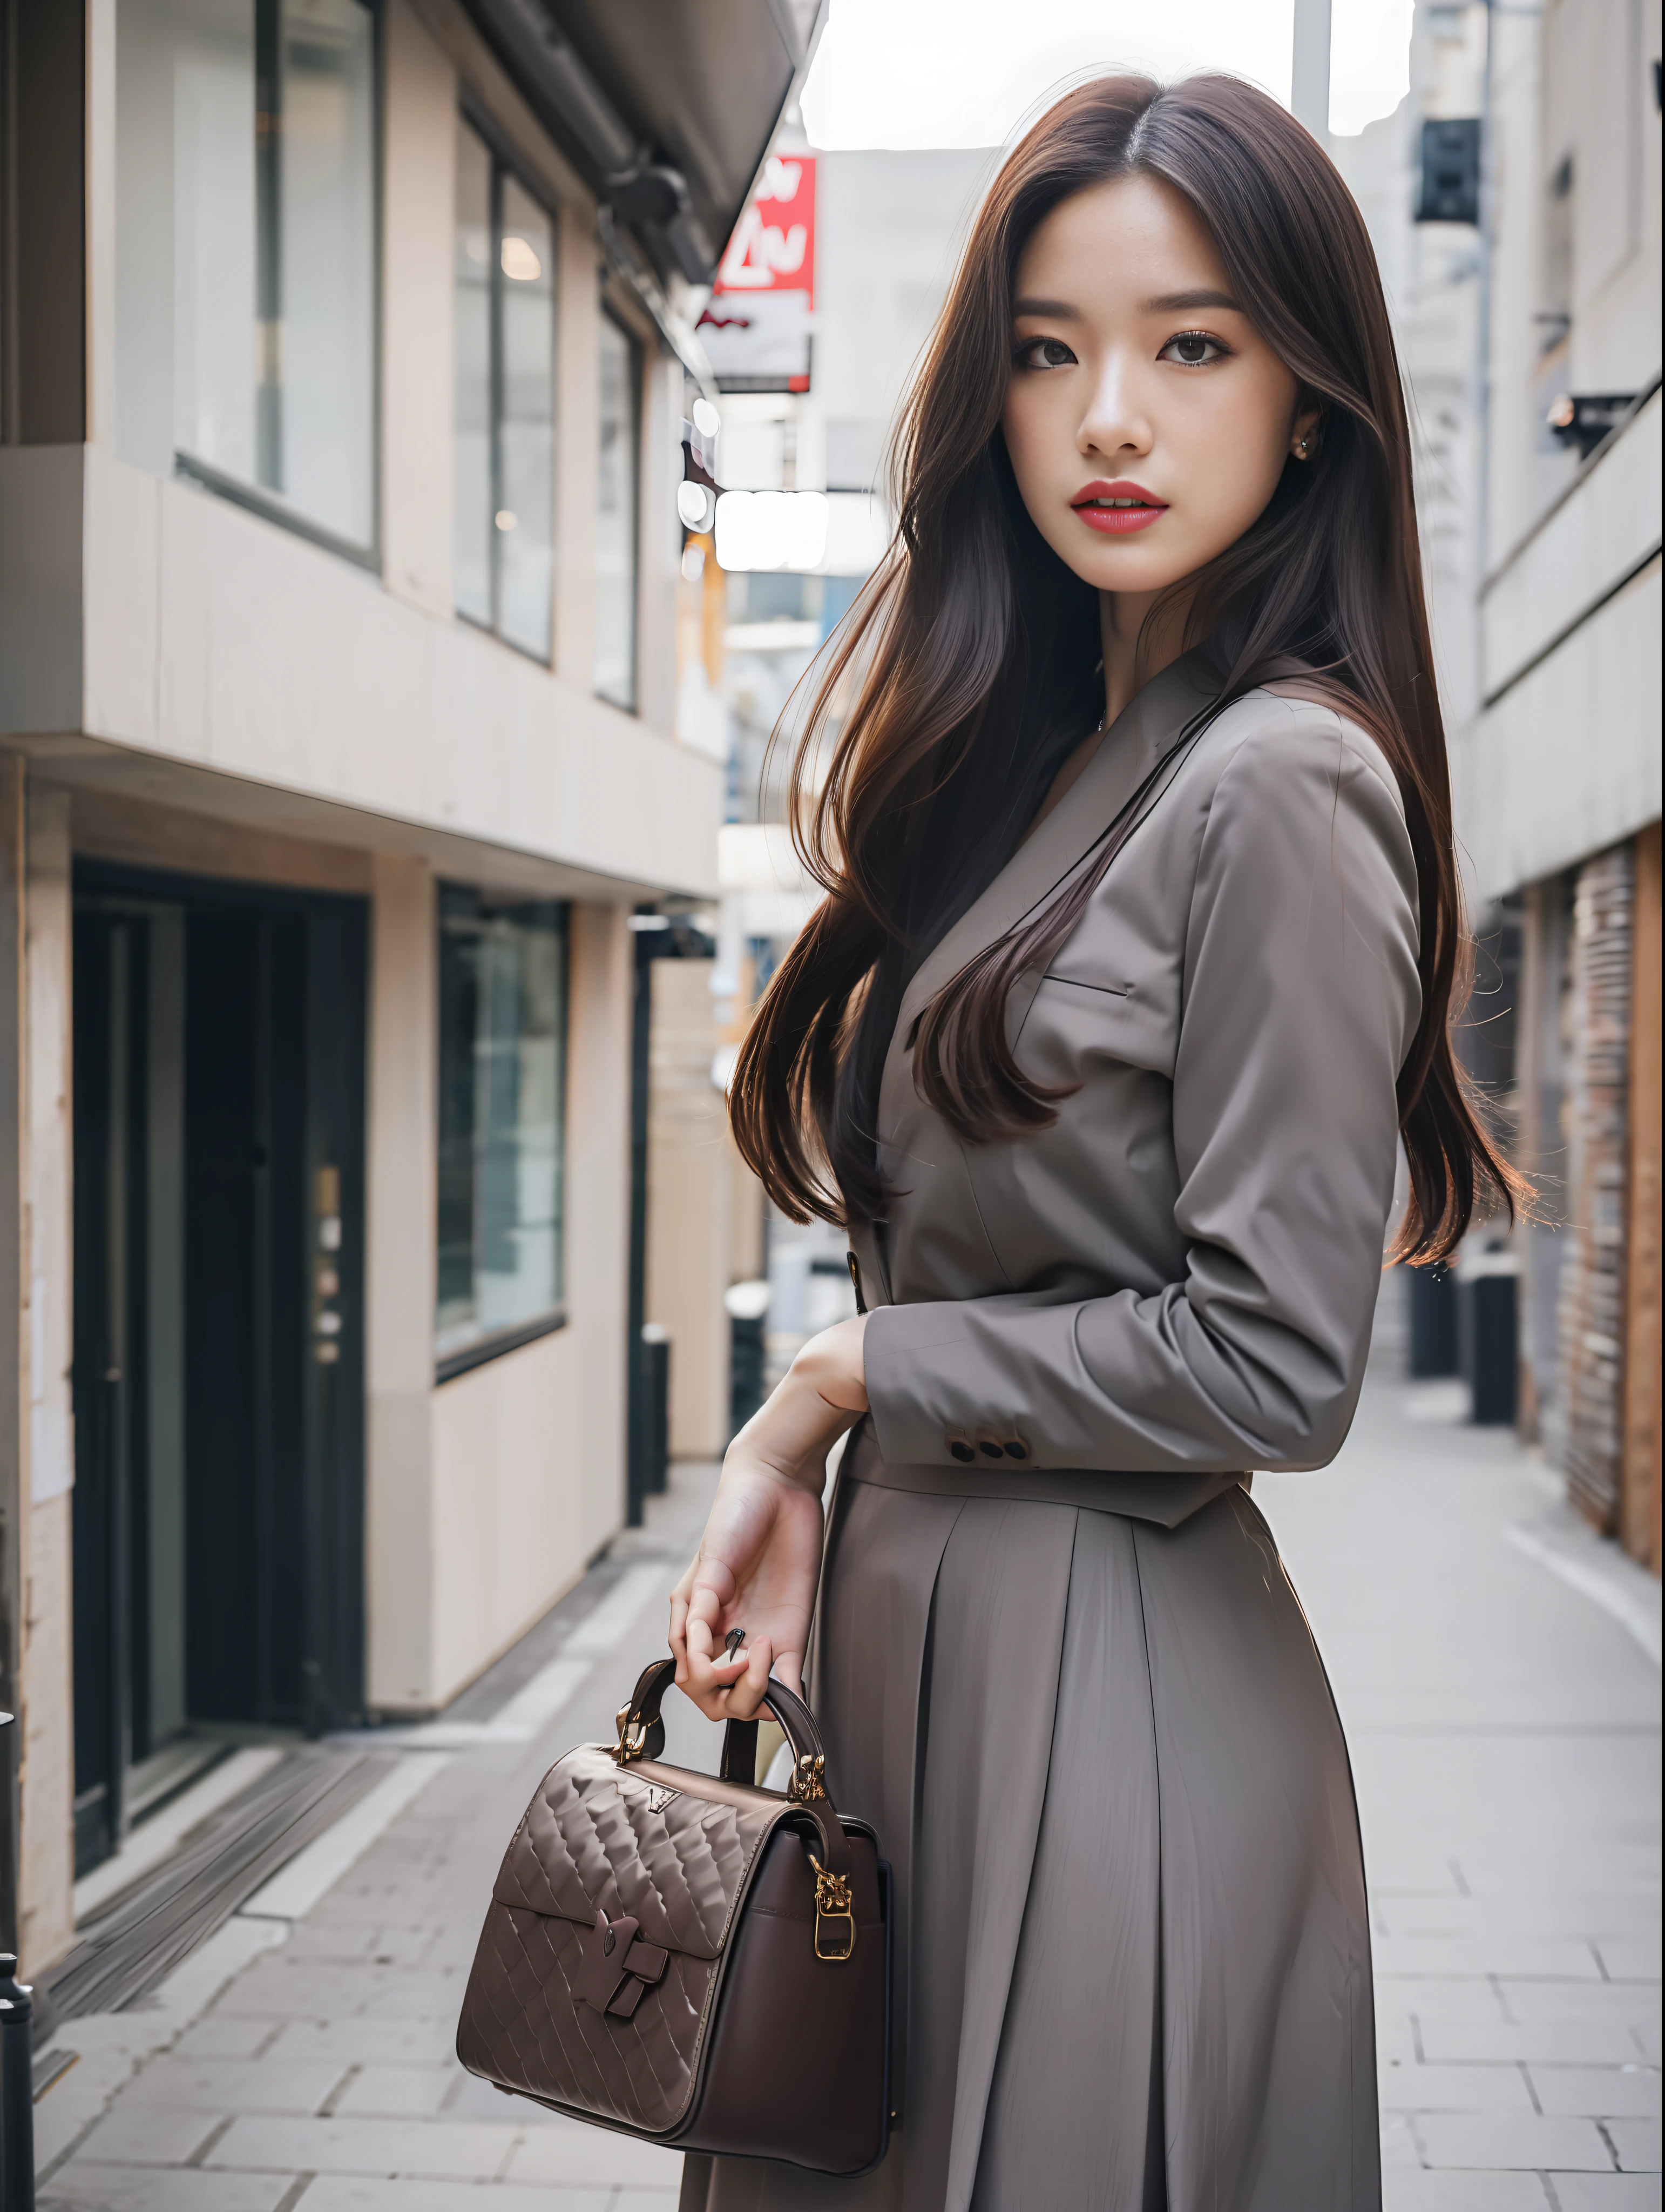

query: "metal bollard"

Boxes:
[0, 1709, 31, 2210]
[0, 1953, 31, 2210]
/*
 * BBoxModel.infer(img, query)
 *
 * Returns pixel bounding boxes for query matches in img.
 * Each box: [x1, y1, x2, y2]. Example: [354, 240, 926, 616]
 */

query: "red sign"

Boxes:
[714, 154, 816, 306]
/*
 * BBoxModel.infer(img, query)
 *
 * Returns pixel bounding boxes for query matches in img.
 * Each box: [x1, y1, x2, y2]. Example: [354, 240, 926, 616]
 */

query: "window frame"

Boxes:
[454, 98, 560, 665]
[433, 884, 571, 1386]
[169, 0, 385, 571]
[594, 300, 644, 713]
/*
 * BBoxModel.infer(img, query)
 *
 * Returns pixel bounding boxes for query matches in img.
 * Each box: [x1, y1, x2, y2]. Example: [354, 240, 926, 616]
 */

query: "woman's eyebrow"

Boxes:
[1013, 287, 1244, 320]
[1145, 287, 1241, 313]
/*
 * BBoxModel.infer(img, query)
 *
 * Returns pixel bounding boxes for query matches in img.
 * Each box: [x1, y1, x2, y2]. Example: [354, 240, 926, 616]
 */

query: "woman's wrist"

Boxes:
[723, 1315, 869, 1493]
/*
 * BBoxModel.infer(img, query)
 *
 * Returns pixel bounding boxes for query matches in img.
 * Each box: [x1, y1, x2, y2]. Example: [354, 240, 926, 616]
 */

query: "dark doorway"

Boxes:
[625, 909, 715, 1525]
[72, 866, 366, 1876]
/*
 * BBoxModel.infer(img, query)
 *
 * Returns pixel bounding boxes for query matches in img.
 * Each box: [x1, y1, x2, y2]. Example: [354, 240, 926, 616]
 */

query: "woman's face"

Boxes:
[1000, 174, 1311, 599]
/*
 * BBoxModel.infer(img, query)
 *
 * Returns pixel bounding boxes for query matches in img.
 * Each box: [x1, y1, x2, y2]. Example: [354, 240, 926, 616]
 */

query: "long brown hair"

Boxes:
[729, 72, 1518, 1263]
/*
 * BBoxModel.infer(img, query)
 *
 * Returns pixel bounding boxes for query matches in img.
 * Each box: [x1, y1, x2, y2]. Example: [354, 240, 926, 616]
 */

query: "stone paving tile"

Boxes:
[294, 2182, 612, 2211]
[1376, 2010, 1422, 2065]
[1378, 1978, 1529, 2021]
[1499, 1978, 1663, 2021]
[1418, 2017, 1655, 2065]
[1376, 2061, 1537, 2112]
[1453, 1859, 1661, 1905]
[206, 2114, 520, 2179]
[266, 2019, 460, 2067]
[1416, 2111, 1616, 2169]
[1372, 1860, 1473, 1898]
[211, 1958, 468, 2022]
[1380, 1896, 1661, 1939]
[209, 1959, 414, 2018]
[39, 2163, 294, 2210]
[443, 2072, 570, 2124]
[120, 2053, 347, 2113]
[1596, 1939, 1664, 1982]
[172, 2016, 279, 2059]
[328, 1884, 491, 1927]
[1381, 2173, 1549, 2211]
[501, 2122, 685, 2189]
[1375, 1934, 1609, 1979]
[613, 2195, 680, 2211]
[29, 2014, 183, 2176]
[336, 1859, 500, 1909]
[1552, 2177, 1665, 2209]
[1380, 2112, 1424, 2170]
[285, 1921, 438, 1967]
[331, 2063, 473, 2118]
[68, 2105, 226, 2166]
[358, 1969, 469, 2021]
[1603, 2115, 1661, 2170]
[1529, 2065, 1663, 2117]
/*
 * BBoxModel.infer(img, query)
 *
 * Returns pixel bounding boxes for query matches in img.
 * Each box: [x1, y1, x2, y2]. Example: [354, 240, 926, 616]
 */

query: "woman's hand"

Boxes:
[669, 1314, 868, 1721]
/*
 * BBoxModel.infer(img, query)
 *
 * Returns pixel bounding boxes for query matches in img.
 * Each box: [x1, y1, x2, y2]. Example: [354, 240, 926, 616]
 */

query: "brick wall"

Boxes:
[1556, 843, 1634, 1530]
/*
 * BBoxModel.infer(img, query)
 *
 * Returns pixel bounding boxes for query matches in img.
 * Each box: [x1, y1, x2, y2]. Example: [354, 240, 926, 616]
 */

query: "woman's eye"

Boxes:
[1160, 331, 1228, 367]
[1016, 336, 1077, 370]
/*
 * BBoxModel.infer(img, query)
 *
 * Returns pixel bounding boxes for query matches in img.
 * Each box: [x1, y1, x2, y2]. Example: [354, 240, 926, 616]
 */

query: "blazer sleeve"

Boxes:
[862, 704, 1423, 1475]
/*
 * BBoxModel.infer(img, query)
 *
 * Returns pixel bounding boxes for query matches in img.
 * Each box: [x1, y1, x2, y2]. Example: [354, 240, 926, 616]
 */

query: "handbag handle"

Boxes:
[612, 1656, 849, 1877]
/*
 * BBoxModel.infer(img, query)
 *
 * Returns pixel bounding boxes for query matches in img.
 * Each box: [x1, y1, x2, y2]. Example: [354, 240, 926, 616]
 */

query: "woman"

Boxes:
[671, 73, 1514, 2212]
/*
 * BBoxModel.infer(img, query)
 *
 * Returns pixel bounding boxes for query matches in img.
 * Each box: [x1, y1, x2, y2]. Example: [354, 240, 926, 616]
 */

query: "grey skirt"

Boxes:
[680, 1431, 1380, 2212]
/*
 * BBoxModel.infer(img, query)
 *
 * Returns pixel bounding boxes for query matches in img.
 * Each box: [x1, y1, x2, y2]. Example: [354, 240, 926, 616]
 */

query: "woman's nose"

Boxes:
[1078, 358, 1154, 459]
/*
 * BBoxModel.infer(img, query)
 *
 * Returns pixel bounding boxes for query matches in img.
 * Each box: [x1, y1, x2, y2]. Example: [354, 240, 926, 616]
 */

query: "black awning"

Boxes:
[462, 0, 821, 286]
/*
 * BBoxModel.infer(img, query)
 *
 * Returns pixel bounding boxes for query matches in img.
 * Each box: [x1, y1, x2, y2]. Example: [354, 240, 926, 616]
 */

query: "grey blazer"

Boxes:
[849, 653, 1422, 1516]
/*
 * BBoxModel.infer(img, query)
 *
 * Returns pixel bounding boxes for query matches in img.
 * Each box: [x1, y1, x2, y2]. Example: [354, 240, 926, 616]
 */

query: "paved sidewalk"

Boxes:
[31, 1370, 1660, 2210]
[1260, 1376, 1660, 2211]
[32, 1467, 721, 2212]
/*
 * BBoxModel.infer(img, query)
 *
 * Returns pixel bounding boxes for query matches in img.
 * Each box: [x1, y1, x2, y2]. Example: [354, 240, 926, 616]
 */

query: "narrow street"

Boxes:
[32, 1344, 1661, 2212]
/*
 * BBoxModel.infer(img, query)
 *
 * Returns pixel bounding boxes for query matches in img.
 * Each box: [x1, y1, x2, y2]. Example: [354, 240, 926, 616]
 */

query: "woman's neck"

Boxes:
[1025, 582, 1204, 853]
[1099, 585, 1196, 727]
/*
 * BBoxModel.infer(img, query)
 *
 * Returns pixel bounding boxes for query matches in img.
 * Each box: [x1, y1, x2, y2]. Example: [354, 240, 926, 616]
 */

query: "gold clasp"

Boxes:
[786, 1752, 827, 1804]
[808, 1852, 855, 1963]
[612, 1703, 650, 1765]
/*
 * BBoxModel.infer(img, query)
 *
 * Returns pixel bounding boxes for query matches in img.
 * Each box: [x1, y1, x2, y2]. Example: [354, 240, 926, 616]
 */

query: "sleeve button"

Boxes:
[1004, 1437, 1028, 1462]
[945, 1428, 977, 1464]
[974, 1427, 1005, 1460]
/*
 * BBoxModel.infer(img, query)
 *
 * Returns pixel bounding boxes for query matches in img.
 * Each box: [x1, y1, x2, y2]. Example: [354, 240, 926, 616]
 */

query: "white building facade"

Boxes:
[0, 0, 816, 1974]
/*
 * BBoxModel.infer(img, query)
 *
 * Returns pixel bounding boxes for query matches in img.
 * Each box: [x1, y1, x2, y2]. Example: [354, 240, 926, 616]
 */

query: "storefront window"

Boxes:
[454, 118, 557, 660]
[595, 309, 641, 710]
[116, 0, 377, 552]
[436, 889, 568, 1376]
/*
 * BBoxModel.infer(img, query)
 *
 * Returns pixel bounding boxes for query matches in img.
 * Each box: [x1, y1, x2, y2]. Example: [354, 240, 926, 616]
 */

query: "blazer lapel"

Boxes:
[883, 652, 1217, 1096]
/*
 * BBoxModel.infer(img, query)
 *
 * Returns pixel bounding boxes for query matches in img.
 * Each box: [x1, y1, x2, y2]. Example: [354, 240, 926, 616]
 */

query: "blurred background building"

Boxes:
[685, 138, 994, 1406]
[1464, 0, 1659, 1575]
[1328, 0, 1660, 1579]
[0, 0, 816, 1973]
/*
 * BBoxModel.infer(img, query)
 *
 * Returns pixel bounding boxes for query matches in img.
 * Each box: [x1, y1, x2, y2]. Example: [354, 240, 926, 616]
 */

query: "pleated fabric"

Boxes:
[680, 1459, 1378, 2212]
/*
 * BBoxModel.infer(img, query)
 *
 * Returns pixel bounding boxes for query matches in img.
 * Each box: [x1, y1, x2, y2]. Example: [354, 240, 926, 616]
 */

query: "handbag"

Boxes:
[455, 1654, 892, 2177]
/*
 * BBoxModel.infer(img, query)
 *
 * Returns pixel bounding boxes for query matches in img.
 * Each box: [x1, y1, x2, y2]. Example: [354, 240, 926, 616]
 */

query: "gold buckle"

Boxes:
[612, 1703, 650, 1765]
[808, 1853, 855, 1963]
[786, 1752, 827, 1804]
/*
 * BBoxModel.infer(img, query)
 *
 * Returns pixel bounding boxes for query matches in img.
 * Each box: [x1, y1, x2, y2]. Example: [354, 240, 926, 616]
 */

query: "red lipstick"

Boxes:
[1071, 479, 1168, 534]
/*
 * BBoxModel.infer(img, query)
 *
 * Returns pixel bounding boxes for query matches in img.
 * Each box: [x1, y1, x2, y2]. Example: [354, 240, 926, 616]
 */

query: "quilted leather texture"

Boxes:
[458, 1746, 781, 2133]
